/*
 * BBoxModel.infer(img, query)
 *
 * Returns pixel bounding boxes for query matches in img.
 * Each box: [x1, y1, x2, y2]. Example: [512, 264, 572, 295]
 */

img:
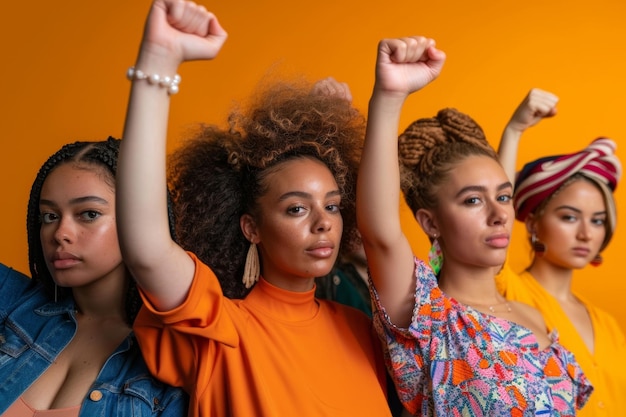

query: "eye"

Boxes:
[287, 205, 307, 215]
[40, 212, 58, 224]
[80, 210, 102, 221]
[592, 217, 606, 226]
[498, 194, 512, 203]
[326, 203, 341, 213]
[561, 214, 577, 222]
[464, 197, 480, 205]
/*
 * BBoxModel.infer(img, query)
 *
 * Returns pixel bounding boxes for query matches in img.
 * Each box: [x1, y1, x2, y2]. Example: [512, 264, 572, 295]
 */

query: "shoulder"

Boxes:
[0, 263, 42, 309]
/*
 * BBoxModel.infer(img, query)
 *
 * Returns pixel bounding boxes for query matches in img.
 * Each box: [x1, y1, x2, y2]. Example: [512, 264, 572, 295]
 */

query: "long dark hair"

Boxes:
[26, 137, 177, 324]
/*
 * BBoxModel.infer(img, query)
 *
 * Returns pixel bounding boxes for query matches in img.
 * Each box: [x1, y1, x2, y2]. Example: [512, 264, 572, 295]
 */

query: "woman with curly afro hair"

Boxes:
[357, 36, 592, 415]
[116, 1, 392, 416]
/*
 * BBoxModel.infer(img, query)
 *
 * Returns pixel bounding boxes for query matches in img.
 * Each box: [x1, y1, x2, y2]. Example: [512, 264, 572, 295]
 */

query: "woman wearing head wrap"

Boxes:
[358, 39, 591, 416]
[497, 88, 626, 416]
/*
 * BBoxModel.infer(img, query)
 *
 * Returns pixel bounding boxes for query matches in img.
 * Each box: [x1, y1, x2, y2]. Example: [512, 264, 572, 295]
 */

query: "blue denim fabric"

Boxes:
[0, 263, 188, 416]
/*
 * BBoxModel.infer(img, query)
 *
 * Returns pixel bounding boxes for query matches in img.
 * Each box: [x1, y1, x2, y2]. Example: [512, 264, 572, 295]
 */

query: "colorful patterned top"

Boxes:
[371, 257, 593, 416]
[497, 268, 626, 417]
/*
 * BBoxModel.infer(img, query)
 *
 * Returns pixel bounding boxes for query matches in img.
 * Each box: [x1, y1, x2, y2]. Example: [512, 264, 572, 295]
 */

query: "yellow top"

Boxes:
[496, 265, 626, 417]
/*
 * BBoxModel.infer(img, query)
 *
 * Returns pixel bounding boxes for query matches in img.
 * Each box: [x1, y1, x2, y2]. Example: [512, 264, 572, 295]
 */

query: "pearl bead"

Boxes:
[149, 74, 160, 84]
[126, 66, 181, 95]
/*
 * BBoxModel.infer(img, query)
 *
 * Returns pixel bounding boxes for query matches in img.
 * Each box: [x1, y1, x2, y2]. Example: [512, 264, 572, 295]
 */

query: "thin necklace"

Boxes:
[456, 298, 513, 314]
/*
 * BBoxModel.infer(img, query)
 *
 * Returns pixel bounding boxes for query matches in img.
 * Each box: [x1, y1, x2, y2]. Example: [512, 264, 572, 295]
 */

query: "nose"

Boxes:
[53, 217, 76, 244]
[488, 199, 510, 226]
[312, 209, 333, 233]
[576, 222, 592, 241]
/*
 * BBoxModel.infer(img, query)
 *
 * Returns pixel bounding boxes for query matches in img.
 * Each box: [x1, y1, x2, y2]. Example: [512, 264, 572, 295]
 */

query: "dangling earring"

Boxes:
[531, 232, 546, 257]
[428, 235, 443, 275]
[590, 253, 603, 267]
[243, 242, 260, 288]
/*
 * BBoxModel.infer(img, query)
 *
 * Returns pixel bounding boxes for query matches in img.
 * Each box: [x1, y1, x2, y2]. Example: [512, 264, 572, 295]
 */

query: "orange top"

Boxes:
[497, 266, 626, 417]
[134, 253, 391, 417]
[3, 398, 80, 417]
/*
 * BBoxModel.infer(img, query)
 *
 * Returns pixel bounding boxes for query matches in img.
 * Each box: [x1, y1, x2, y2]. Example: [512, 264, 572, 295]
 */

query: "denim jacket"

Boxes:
[0, 263, 188, 416]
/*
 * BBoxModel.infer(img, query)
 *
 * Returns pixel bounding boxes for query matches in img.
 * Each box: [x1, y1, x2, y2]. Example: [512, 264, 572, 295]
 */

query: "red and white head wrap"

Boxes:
[513, 138, 621, 249]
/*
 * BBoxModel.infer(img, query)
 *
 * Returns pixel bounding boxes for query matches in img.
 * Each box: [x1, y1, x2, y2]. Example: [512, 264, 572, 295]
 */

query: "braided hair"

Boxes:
[398, 108, 498, 214]
[26, 137, 177, 325]
[169, 79, 364, 299]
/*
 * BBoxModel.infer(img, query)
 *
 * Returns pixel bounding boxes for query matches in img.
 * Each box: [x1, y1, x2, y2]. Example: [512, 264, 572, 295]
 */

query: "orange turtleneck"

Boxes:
[134, 252, 390, 417]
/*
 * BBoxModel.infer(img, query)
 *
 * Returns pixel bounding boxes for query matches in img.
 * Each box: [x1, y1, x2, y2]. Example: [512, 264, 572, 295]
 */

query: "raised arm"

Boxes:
[358, 37, 445, 326]
[116, 0, 227, 311]
[498, 88, 558, 182]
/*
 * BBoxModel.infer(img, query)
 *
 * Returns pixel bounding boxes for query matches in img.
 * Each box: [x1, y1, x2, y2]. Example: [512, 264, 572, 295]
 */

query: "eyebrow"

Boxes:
[455, 182, 512, 198]
[554, 205, 607, 216]
[279, 190, 341, 201]
[39, 196, 111, 207]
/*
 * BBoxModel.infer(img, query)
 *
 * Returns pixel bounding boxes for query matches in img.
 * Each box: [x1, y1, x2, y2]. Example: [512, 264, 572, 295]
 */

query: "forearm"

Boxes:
[498, 125, 523, 184]
[357, 92, 406, 246]
[358, 91, 416, 326]
[117, 51, 194, 310]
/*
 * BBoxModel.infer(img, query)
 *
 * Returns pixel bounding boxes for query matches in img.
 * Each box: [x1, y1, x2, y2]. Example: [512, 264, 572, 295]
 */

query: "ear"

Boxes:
[525, 213, 537, 235]
[414, 208, 439, 239]
[240, 214, 259, 243]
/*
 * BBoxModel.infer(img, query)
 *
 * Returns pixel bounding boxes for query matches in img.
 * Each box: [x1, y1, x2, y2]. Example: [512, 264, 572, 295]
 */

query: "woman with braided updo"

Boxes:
[357, 36, 592, 415]
[496, 88, 626, 416]
[116, 1, 391, 416]
[0, 138, 187, 416]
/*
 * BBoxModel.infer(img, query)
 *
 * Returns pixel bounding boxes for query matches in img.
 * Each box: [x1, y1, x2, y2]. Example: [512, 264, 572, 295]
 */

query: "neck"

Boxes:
[71, 268, 129, 320]
[437, 263, 502, 305]
[526, 259, 574, 302]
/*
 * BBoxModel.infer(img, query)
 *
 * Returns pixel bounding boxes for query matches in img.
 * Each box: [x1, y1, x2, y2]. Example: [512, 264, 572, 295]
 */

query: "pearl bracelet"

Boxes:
[126, 67, 181, 95]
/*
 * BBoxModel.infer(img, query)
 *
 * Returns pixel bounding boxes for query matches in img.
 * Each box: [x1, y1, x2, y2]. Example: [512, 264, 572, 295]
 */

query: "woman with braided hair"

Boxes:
[0, 138, 187, 415]
[496, 88, 626, 416]
[116, 1, 391, 416]
[357, 37, 592, 415]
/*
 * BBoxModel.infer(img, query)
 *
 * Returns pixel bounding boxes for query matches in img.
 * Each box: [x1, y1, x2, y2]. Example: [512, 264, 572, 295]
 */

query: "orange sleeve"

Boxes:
[133, 252, 239, 392]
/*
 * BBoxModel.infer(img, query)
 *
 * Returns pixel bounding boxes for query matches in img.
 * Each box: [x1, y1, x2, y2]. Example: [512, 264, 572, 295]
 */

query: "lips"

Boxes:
[51, 251, 81, 269]
[571, 247, 591, 257]
[486, 233, 510, 248]
[306, 240, 336, 258]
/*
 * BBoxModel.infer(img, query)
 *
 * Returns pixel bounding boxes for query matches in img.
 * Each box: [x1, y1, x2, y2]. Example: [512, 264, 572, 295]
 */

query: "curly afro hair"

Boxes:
[169, 79, 365, 299]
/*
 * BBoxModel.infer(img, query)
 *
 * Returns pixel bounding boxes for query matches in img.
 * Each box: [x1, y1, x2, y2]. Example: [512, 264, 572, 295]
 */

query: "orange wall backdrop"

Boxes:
[2, 0, 625, 328]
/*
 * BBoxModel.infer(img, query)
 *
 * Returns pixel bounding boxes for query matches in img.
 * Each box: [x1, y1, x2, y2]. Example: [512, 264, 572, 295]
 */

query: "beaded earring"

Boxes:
[242, 242, 260, 288]
[428, 236, 443, 275]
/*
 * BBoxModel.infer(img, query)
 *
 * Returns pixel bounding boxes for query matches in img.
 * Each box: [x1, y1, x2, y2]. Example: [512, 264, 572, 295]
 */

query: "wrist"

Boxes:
[127, 67, 181, 95]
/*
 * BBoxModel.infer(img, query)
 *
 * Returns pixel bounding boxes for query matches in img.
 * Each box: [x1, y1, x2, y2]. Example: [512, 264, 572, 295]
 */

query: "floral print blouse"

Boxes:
[371, 257, 593, 416]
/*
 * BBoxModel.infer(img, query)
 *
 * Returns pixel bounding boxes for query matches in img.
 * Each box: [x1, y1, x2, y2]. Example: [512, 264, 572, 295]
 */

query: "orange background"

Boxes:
[2, 0, 624, 328]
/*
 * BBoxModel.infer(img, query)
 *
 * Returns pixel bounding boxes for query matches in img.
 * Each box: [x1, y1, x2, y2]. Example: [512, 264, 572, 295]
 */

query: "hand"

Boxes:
[311, 77, 353, 102]
[373, 36, 446, 99]
[138, 0, 228, 68]
[506, 88, 558, 133]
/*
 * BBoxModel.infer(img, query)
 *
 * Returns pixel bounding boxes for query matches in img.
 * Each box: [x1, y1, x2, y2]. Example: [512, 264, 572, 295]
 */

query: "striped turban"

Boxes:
[514, 138, 621, 249]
